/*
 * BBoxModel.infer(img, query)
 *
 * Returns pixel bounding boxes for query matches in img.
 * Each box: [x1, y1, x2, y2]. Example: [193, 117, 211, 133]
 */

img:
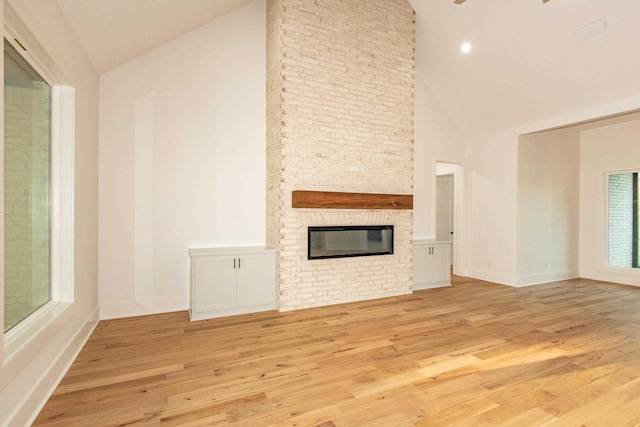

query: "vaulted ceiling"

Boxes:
[56, 0, 255, 74]
[412, 0, 640, 135]
[56, 0, 640, 137]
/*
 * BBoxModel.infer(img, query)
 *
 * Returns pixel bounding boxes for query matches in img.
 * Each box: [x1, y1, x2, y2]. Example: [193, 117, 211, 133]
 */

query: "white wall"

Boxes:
[517, 128, 580, 286]
[99, 0, 266, 319]
[413, 75, 465, 241]
[466, 130, 519, 284]
[99, 0, 465, 316]
[580, 118, 640, 287]
[465, 96, 640, 287]
[0, 1, 99, 424]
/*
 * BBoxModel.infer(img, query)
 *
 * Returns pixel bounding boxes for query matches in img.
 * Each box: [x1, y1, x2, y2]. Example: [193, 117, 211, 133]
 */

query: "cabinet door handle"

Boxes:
[234, 259, 236, 269]
[238, 258, 241, 269]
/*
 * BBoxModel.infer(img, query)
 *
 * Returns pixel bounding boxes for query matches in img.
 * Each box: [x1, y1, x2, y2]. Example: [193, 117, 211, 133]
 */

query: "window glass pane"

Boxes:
[4, 39, 52, 332]
[608, 172, 638, 269]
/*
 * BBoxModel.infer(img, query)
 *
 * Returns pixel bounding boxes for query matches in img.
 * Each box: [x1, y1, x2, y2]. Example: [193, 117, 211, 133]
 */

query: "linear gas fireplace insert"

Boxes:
[308, 225, 394, 260]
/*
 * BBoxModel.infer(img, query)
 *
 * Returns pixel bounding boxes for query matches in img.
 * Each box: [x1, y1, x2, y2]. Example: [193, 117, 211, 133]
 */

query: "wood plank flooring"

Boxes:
[34, 276, 640, 426]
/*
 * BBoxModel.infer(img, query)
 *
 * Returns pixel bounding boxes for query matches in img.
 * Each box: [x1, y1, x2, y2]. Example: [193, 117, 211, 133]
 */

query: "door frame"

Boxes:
[435, 161, 466, 276]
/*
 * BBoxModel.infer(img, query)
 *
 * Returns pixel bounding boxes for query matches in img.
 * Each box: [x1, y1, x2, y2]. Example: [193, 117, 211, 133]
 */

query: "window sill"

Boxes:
[603, 265, 640, 276]
[4, 301, 73, 364]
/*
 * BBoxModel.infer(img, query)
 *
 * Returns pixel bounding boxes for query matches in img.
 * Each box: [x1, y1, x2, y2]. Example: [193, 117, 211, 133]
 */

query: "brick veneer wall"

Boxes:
[267, 0, 415, 311]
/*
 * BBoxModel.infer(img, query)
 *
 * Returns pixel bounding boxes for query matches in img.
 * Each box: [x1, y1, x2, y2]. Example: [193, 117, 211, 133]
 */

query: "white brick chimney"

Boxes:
[266, 0, 416, 311]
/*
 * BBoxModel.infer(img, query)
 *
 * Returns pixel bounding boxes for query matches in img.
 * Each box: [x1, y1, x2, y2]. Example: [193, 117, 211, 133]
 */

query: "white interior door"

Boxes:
[436, 174, 454, 266]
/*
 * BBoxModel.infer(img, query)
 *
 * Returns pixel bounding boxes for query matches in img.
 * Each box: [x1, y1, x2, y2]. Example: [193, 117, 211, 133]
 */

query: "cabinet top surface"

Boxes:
[413, 239, 451, 246]
[189, 246, 276, 256]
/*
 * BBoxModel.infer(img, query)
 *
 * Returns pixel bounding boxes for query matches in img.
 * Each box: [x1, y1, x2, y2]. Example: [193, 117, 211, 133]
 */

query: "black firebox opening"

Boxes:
[308, 225, 394, 260]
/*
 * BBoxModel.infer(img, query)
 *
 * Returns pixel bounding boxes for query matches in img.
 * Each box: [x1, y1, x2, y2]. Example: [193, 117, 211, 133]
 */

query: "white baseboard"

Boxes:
[99, 297, 188, 320]
[11, 307, 100, 426]
[413, 281, 451, 291]
[514, 270, 578, 287]
[190, 303, 276, 321]
[466, 269, 517, 286]
[580, 268, 640, 287]
[467, 269, 579, 288]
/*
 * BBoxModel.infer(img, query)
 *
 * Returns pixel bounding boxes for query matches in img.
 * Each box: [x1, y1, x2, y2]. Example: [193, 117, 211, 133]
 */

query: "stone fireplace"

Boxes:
[266, 0, 415, 311]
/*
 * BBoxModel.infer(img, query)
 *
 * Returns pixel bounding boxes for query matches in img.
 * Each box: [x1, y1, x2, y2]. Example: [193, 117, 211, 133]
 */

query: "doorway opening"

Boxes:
[436, 162, 464, 276]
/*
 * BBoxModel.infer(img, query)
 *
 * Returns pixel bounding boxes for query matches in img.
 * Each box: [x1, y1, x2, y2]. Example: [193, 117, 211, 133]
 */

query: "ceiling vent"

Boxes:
[575, 18, 608, 41]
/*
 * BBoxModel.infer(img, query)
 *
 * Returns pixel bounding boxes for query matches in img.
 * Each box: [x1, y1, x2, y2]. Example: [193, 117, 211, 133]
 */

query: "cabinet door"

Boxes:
[426, 245, 450, 284]
[193, 256, 236, 312]
[413, 245, 429, 286]
[236, 253, 276, 307]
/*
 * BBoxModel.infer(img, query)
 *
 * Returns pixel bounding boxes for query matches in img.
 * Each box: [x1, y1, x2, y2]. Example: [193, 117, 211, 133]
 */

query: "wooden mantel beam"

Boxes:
[291, 190, 413, 210]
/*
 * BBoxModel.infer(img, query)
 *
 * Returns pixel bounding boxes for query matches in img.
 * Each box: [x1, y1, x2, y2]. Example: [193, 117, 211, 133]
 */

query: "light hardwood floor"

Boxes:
[35, 276, 640, 426]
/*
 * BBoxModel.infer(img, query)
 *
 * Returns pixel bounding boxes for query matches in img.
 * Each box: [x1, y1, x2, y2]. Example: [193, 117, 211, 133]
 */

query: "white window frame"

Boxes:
[2, 10, 75, 362]
[603, 169, 640, 277]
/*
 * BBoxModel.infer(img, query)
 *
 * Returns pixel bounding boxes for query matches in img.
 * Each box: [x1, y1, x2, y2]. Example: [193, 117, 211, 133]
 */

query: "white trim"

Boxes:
[1, 5, 84, 426]
[603, 168, 639, 271]
[3, 302, 71, 362]
[8, 308, 99, 426]
[2, 0, 77, 326]
[602, 169, 609, 270]
[50, 88, 61, 302]
[515, 270, 579, 287]
[466, 268, 517, 287]
[190, 303, 275, 321]
[465, 268, 579, 288]
[3, 1, 65, 85]
[581, 268, 640, 287]
[434, 161, 467, 277]
[3, 86, 75, 358]
[99, 297, 188, 320]
[413, 282, 451, 291]
[600, 265, 640, 279]
[56, 86, 75, 302]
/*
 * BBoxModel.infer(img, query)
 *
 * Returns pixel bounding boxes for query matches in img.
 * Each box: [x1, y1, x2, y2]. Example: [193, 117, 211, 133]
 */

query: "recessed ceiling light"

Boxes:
[461, 42, 471, 53]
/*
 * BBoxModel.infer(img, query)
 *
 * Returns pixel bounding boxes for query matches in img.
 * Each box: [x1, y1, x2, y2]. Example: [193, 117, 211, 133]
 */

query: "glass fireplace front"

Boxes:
[308, 225, 394, 260]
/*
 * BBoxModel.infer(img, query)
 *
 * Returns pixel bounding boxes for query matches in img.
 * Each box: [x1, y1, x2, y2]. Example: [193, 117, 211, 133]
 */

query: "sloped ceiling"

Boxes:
[56, 0, 640, 137]
[411, 0, 640, 136]
[56, 0, 255, 74]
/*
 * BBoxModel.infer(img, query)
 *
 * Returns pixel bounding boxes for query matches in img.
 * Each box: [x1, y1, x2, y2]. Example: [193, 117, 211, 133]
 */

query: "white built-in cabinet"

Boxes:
[189, 246, 276, 321]
[413, 240, 451, 290]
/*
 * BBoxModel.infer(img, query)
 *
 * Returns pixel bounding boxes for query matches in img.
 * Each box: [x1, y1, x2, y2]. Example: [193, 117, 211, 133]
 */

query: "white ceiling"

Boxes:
[412, 0, 640, 135]
[56, 0, 640, 137]
[56, 0, 255, 75]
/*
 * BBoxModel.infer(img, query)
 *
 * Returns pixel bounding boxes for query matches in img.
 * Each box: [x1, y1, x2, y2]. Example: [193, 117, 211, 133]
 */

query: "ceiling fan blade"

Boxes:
[543, 0, 551, 3]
